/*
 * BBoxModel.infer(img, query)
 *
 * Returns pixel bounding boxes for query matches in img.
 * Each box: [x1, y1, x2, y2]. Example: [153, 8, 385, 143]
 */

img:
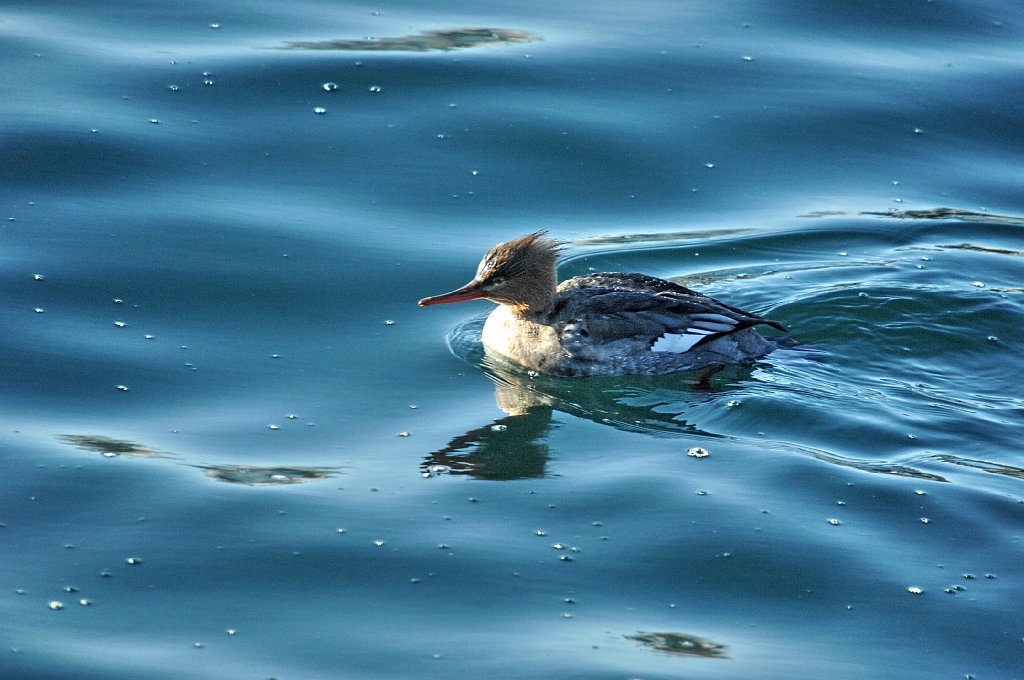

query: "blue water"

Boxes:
[2, 2, 1023, 678]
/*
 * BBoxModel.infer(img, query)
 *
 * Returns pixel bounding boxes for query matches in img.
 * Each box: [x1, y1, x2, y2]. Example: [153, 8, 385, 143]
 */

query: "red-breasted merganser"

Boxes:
[418, 231, 787, 376]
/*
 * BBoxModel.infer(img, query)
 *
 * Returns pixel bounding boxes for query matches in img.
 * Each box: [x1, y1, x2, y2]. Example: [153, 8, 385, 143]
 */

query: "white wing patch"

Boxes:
[650, 315, 741, 354]
[651, 330, 715, 353]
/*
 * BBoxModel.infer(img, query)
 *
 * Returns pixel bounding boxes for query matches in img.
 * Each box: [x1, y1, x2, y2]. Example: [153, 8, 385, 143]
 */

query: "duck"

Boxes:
[418, 231, 787, 376]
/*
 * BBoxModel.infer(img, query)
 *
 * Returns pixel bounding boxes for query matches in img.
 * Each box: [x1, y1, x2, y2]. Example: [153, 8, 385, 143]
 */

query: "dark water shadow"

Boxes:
[625, 631, 729, 659]
[58, 434, 338, 486]
[805, 206, 1024, 227]
[197, 464, 337, 485]
[58, 434, 171, 459]
[930, 454, 1024, 480]
[279, 28, 540, 52]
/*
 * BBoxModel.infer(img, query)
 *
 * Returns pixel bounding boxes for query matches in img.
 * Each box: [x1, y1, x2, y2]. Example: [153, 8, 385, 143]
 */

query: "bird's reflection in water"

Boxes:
[421, 405, 554, 481]
[422, 329, 735, 480]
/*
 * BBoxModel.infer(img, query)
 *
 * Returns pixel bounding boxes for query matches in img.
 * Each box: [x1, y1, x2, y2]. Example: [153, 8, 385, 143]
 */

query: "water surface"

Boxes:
[2, 1, 1023, 678]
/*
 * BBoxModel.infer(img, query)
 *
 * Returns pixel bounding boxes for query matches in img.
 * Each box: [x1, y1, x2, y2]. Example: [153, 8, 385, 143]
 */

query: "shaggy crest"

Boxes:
[476, 231, 563, 283]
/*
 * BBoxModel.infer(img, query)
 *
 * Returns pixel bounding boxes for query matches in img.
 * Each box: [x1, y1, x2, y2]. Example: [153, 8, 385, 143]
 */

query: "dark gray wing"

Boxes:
[550, 273, 785, 352]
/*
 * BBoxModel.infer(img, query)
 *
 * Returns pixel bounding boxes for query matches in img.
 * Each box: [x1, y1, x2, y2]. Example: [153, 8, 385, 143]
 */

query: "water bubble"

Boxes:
[267, 424, 280, 430]
[368, 85, 382, 93]
[535, 529, 547, 536]
[226, 629, 237, 636]
[971, 281, 985, 288]
[48, 601, 65, 610]
[313, 107, 327, 114]
[79, 599, 92, 606]
[203, 79, 214, 86]
[827, 518, 842, 525]
[704, 163, 715, 169]
[907, 586, 924, 594]
[490, 424, 507, 432]
[114, 321, 126, 328]
[168, 85, 180, 92]
[920, 517, 930, 524]
[913, 127, 923, 135]
[741, 55, 754, 61]
[149, 119, 161, 124]
[34, 308, 44, 314]
[962, 573, 976, 580]
[209, 23, 221, 29]
[126, 557, 142, 565]
[33, 274, 45, 281]
[116, 385, 129, 392]
[398, 431, 410, 437]
[144, 335, 154, 340]
[552, 543, 565, 550]
[695, 490, 708, 496]
[322, 82, 338, 91]
[373, 539, 385, 547]
[687, 447, 709, 458]
[726, 400, 741, 407]
[559, 555, 574, 562]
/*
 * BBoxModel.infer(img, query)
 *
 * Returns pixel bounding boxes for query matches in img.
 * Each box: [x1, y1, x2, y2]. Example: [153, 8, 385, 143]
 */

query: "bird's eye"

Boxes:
[489, 276, 506, 286]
